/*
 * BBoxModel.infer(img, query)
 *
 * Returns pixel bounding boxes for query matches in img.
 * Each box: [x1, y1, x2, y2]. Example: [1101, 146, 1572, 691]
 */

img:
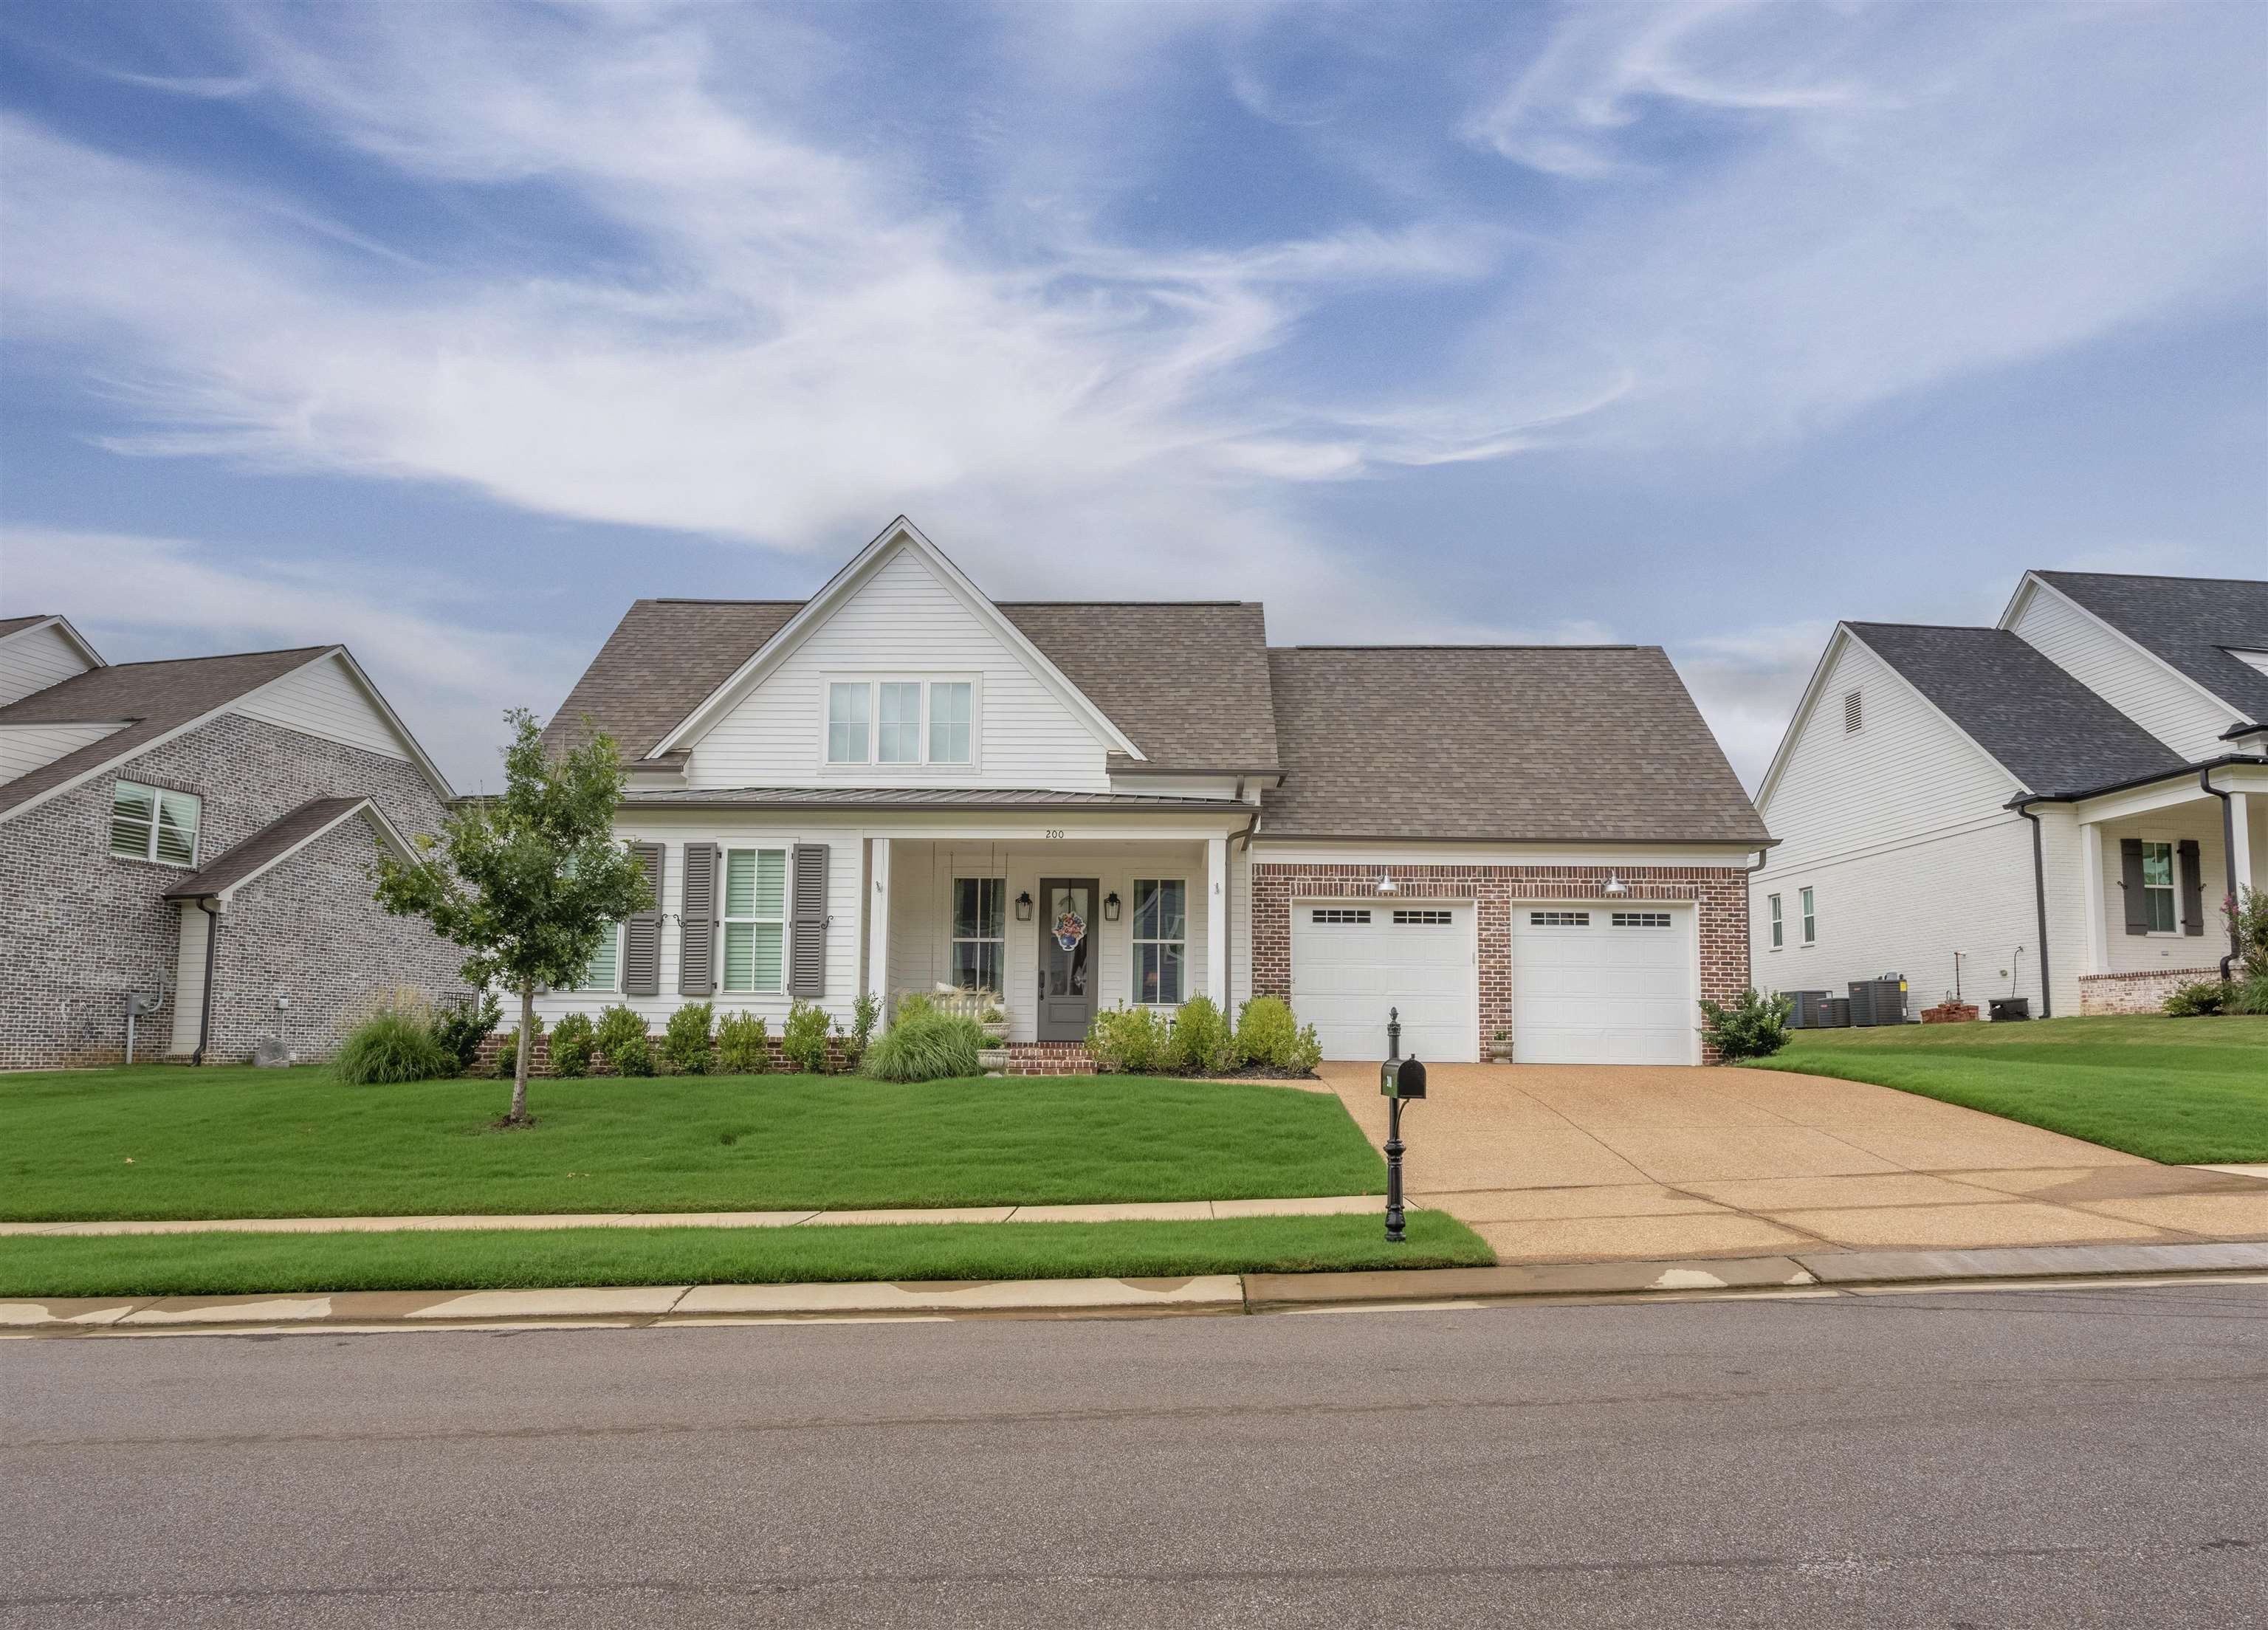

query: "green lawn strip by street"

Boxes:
[0, 1212, 1489, 1299]
[1, 1066, 1385, 1222]
[1742, 1014, 2268, 1164]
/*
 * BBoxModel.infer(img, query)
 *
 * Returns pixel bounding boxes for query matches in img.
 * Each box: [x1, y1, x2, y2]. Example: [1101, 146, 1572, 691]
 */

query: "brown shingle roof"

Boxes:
[0, 615, 49, 640]
[543, 598, 1281, 770]
[0, 646, 332, 819]
[162, 795, 379, 899]
[1261, 646, 1770, 844]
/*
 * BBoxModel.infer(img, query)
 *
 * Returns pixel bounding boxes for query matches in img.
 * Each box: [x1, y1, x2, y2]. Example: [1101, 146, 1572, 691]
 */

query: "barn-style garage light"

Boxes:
[1376, 873, 1399, 895]
[1603, 873, 1629, 898]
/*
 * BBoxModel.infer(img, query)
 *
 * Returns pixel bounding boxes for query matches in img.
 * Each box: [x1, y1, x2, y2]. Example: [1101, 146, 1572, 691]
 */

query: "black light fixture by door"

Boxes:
[1015, 890, 1034, 921]
[1103, 892, 1121, 921]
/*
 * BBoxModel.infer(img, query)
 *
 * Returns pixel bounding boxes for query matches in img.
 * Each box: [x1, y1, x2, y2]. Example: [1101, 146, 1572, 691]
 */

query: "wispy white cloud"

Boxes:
[0, 525, 570, 789]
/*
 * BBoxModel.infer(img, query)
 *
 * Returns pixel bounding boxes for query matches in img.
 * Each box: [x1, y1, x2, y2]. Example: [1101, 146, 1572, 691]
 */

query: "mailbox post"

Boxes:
[1378, 1007, 1426, 1243]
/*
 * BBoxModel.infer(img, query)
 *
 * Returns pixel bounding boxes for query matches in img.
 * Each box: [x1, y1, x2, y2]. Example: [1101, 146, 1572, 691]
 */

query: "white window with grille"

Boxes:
[110, 780, 199, 867]
[722, 848, 788, 993]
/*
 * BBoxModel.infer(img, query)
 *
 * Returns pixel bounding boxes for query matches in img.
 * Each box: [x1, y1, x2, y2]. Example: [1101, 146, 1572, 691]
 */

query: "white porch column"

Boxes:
[1206, 835, 1228, 1011]
[2080, 820, 2108, 976]
[866, 836, 891, 1027]
[2230, 793, 2255, 905]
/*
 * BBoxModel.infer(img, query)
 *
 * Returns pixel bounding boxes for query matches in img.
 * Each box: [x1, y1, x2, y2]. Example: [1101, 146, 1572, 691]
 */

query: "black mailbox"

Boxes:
[1380, 1055, 1426, 1100]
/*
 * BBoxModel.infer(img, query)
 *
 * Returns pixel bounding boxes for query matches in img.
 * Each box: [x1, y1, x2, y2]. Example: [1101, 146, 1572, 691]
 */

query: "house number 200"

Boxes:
[1042, 829, 1065, 839]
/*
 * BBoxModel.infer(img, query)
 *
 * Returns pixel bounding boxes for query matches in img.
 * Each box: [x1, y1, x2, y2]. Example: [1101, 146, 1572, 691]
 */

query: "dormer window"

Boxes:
[824, 676, 977, 769]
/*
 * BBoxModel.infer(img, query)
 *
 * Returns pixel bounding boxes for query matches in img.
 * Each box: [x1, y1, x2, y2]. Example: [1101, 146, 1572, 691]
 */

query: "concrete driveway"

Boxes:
[1315, 1062, 2268, 1265]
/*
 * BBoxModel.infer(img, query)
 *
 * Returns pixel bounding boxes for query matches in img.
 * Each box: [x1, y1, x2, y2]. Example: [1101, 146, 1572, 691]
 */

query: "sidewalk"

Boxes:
[0, 1193, 1381, 1239]
[10, 1239, 2268, 1336]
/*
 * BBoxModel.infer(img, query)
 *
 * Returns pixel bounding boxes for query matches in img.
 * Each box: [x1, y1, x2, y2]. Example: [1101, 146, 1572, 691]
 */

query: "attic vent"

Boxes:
[1843, 690, 1863, 733]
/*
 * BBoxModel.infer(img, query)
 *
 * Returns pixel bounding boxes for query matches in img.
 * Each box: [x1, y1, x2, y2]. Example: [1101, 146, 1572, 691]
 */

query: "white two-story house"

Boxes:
[532, 518, 1770, 1067]
[1753, 570, 2268, 1019]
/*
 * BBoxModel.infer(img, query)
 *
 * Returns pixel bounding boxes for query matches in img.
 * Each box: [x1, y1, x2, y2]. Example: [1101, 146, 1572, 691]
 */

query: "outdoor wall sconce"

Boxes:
[1603, 873, 1629, 897]
[1376, 873, 1399, 895]
[1015, 890, 1034, 921]
[1103, 892, 1121, 921]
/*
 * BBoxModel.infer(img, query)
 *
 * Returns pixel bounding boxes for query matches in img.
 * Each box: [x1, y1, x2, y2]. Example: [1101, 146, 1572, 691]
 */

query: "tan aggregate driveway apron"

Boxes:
[1313, 1062, 2268, 1265]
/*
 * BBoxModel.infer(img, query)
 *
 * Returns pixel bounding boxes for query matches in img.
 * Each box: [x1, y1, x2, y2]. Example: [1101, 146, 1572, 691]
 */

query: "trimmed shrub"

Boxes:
[862, 1006, 983, 1082]
[843, 991, 881, 1070]
[662, 1002, 715, 1074]
[430, 993, 501, 1076]
[594, 1004, 652, 1076]
[716, 1012, 769, 1074]
[1087, 1004, 1170, 1073]
[1699, 987, 1793, 1062]
[1232, 996, 1301, 1070]
[549, 1011, 595, 1078]
[1167, 995, 1234, 1076]
[2163, 979, 2231, 1018]
[1286, 1022, 1323, 1076]
[781, 999, 832, 1074]
[333, 997, 456, 1085]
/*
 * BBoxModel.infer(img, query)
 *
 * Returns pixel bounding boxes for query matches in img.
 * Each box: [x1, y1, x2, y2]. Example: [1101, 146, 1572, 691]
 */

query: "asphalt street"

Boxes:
[4, 1282, 2265, 1629]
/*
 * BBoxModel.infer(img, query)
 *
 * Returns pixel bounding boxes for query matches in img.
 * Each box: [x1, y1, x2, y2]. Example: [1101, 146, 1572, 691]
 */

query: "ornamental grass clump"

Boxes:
[332, 991, 457, 1085]
[861, 1005, 983, 1082]
[715, 1012, 769, 1074]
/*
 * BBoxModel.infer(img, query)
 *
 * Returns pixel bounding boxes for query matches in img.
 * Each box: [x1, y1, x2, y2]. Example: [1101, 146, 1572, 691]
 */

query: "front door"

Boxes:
[1037, 877, 1100, 1042]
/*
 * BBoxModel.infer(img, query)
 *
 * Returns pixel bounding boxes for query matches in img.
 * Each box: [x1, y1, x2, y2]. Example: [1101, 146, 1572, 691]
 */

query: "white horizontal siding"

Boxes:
[168, 905, 207, 1055]
[685, 546, 1113, 791]
[0, 623, 97, 708]
[2008, 581, 2239, 762]
[0, 720, 126, 783]
[233, 653, 411, 761]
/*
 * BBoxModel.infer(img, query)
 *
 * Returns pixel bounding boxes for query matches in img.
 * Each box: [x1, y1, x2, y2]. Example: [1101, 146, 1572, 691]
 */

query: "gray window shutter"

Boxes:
[2119, 839, 2148, 936]
[623, 842, 665, 997]
[2177, 839, 2205, 937]
[679, 842, 719, 995]
[788, 842, 828, 997]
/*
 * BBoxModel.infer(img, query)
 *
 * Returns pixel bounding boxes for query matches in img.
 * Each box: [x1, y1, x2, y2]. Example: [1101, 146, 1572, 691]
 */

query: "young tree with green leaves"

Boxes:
[374, 709, 652, 1125]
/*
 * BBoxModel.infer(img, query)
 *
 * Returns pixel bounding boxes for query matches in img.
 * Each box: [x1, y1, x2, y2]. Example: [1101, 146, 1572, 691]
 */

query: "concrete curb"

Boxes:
[7, 1239, 2267, 1337]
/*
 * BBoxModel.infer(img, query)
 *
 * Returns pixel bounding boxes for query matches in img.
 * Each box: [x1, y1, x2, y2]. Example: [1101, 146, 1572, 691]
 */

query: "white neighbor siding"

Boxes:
[2007, 581, 2240, 763]
[1753, 633, 2054, 1016]
[0, 622, 97, 708]
[686, 547, 1113, 791]
[233, 653, 413, 760]
[0, 721, 127, 783]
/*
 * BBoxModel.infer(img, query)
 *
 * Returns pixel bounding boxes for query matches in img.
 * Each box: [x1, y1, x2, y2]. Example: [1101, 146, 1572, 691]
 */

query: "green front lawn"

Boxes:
[0, 1065, 1384, 1222]
[1743, 1014, 2268, 1164]
[0, 1212, 1488, 1299]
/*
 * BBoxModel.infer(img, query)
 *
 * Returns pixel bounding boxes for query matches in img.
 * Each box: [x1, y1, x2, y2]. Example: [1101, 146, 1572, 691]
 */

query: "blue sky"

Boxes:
[3, 1, 2263, 789]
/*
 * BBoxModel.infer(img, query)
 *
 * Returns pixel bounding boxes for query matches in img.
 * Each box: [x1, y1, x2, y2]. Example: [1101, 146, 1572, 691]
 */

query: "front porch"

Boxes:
[2071, 763, 2266, 1013]
[864, 833, 1236, 1049]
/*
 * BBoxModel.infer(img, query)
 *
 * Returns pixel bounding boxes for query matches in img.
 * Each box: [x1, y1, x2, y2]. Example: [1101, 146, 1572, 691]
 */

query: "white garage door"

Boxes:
[1511, 906, 1697, 1065]
[1291, 902, 1475, 1062]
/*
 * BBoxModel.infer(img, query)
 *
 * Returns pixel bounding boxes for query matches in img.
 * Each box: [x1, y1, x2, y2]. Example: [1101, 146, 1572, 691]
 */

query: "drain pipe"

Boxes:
[2011, 800, 2054, 1018]
[2199, 767, 2238, 983]
[190, 896, 222, 1067]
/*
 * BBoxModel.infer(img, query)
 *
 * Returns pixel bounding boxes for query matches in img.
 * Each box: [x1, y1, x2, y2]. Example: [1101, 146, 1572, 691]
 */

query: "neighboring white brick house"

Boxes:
[1753, 572, 2268, 1019]
[0, 617, 459, 1069]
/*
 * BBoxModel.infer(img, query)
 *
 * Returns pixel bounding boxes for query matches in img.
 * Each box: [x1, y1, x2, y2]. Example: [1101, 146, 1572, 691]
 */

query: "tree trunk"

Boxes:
[510, 983, 535, 1124]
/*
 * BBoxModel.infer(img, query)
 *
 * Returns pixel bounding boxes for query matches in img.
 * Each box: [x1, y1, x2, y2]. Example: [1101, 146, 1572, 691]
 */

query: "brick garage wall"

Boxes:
[2078, 966, 2221, 1016]
[1248, 861, 1753, 1065]
[0, 713, 454, 1070]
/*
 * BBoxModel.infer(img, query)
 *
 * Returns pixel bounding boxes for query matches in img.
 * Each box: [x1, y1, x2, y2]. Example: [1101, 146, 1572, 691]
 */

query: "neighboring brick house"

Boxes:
[0, 616, 459, 1070]
[526, 517, 1772, 1068]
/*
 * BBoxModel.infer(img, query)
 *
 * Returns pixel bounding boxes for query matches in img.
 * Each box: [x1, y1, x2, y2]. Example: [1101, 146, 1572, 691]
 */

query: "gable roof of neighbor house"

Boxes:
[2033, 571, 2268, 726]
[162, 794, 410, 901]
[0, 646, 334, 819]
[1262, 645, 1769, 844]
[0, 615, 48, 640]
[545, 596, 1282, 771]
[1846, 622, 2185, 799]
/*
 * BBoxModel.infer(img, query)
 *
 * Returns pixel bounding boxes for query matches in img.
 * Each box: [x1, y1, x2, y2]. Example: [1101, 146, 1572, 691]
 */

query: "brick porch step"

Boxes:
[1005, 1042, 1099, 1077]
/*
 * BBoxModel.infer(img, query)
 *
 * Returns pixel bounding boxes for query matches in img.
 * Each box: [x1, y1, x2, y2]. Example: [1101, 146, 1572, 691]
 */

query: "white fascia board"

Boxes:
[213, 799, 417, 904]
[650, 517, 1144, 760]
[2074, 760, 2268, 826]
[2002, 572, 2255, 726]
[1751, 624, 1850, 815]
[327, 647, 456, 801]
[0, 613, 106, 668]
